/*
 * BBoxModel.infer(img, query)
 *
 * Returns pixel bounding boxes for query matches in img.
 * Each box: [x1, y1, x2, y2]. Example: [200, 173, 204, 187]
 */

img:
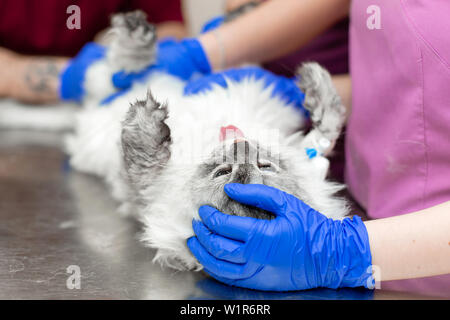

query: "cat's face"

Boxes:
[188, 139, 305, 219]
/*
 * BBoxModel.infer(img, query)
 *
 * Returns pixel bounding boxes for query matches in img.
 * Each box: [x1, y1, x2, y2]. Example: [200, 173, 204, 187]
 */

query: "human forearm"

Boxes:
[0, 47, 68, 104]
[199, 0, 350, 70]
[365, 201, 450, 282]
[156, 21, 187, 40]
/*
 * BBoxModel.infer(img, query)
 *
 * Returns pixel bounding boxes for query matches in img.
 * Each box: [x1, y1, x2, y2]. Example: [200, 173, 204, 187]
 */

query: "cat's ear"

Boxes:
[121, 90, 171, 189]
[297, 62, 346, 155]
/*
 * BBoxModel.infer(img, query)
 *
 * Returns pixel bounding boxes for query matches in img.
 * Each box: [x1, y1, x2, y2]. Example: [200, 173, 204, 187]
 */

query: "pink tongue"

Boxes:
[219, 125, 245, 142]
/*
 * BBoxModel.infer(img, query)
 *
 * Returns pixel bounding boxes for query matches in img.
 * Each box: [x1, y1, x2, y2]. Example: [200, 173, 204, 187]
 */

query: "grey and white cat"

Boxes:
[104, 12, 348, 270]
[2, 11, 349, 271]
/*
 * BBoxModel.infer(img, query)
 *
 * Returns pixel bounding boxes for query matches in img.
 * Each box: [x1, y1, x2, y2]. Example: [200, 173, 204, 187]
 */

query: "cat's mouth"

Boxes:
[219, 200, 275, 220]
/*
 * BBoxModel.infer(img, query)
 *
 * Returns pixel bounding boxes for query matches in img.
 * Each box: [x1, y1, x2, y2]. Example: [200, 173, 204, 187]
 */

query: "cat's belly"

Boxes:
[164, 78, 305, 165]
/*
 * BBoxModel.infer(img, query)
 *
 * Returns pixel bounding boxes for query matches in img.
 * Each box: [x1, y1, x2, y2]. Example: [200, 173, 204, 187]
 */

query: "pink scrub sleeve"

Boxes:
[347, 0, 450, 219]
[347, 0, 450, 295]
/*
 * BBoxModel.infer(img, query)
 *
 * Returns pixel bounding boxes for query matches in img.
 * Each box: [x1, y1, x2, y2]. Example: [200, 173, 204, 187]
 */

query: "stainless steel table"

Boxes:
[0, 129, 447, 300]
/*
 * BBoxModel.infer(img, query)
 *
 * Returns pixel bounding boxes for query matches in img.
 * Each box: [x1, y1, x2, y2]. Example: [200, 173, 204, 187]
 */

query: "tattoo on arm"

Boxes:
[0, 47, 68, 103]
[24, 60, 60, 94]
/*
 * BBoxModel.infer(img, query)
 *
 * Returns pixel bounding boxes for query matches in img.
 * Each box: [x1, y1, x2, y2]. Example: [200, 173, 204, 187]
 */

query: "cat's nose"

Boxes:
[231, 164, 263, 184]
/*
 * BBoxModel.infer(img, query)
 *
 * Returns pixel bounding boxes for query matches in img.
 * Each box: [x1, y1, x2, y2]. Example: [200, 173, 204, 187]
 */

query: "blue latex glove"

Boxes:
[201, 15, 225, 33]
[112, 38, 211, 89]
[184, 67, 307, 114]
[111, 63, 160, 91]
[109, 39, 176, 97]
[154, 38, 211, 80]
[187, 183, 374, 292]
[59, 43, 106, 102]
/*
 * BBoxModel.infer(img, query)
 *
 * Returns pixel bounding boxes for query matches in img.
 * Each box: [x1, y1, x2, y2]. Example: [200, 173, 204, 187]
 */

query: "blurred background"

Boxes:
[184, 0, 225, 35]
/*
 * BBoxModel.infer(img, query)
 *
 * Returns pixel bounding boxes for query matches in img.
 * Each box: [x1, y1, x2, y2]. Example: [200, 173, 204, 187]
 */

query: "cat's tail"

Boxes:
[0, 100, 77, 131]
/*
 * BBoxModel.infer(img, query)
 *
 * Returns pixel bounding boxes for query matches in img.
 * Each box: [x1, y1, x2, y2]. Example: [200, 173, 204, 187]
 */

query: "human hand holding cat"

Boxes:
[187, 183, 374, 291]
[60, 42, 106, 102]
[111, 38, 211, 90]
[184, 67, 307, 114]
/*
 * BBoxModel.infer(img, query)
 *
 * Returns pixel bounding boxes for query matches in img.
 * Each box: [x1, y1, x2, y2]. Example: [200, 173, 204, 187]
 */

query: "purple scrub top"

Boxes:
[347, 0, 450, 296]
[347, 0, 450, 219]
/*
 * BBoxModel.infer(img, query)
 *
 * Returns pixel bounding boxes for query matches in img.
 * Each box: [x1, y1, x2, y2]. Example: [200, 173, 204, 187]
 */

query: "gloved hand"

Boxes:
[112, 38, 211, 89]
[187, 183, 374, 292]
[110, 38, 174, 91]
[59, 42, 106, 102]
[184, 67, 307, 114]
[153, 37, 211, 80]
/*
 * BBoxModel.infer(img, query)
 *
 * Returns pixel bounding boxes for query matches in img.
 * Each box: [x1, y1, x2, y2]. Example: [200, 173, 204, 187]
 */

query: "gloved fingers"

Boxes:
[184, 67, 260, 96]
[224, 183, 292, 217]
[183, 79, 213, 96]
[192, 219, 246, 263]
[187, 237, 247, 279]
[157, 37, 177, 48]
[224, 67, 257, 81]
[59, 42, 106, 102]
[198, 205, 259, 242]
[182, 38, 212, 74]
[112, 65, 160, 90]
[184, 73, 228, 96]
[78, 42, 106, 60]
[112, 71, 133, 90]
[264, 76, 306, 109]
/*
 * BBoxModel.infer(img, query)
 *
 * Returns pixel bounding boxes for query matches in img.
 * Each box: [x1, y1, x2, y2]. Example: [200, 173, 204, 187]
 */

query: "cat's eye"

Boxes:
[213, 166, 232, 178]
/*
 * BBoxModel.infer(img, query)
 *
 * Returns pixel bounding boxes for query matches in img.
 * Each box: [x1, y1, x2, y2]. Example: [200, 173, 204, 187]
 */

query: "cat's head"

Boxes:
[120, 61, 351, 270]
[121, 57, 350, 223]
[188, 137, 311, 220]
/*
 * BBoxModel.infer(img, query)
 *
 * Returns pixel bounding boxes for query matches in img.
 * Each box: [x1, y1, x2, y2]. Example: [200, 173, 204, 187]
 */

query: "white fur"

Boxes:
[0, 56, 348, 271]
[65, 57, 347, 269]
